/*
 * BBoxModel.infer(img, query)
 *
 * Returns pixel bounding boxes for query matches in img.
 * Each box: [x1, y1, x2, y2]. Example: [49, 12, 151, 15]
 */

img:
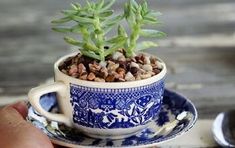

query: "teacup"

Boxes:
[28, 52, 167, 139]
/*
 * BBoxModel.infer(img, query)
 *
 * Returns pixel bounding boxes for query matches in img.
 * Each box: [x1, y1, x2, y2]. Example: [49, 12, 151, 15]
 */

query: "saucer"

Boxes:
[27, 89, 197, 148]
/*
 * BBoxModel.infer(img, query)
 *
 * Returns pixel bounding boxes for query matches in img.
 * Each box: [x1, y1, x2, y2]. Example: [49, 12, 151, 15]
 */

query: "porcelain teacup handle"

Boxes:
[28, 82, 72, 126]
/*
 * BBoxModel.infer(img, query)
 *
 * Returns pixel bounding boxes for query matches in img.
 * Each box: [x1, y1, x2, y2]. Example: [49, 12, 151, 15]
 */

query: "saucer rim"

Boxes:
[28, 89, 198, 148]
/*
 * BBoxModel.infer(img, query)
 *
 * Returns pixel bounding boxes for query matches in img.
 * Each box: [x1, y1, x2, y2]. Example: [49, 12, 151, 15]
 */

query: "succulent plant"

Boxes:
[52, 0, 165, 61]
[124, 0, 166, 57]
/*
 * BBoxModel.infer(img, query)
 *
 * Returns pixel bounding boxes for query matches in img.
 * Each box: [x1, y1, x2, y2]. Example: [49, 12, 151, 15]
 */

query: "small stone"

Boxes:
[150, 71, 156, 76]
[113, 71, 123, 79]
[117, 78, 126, 82]
[130, 62, 140, 68]
[150, 57, 157, 64]
[87, 72, 96, 81]
[105, 75, 116, 82]
[78, 63, 86, 75]
[94, 77, 105, 82]
[142, 64, 153, 72]
[139, 68, 146, 74]
[140, 73, 152, 79]
[89, 62, 101, 73]
[112, 52, 124, 60]
[130, 67, 138, 75]
[79, 74, 88, 80]
[118, 56, 126, 62]
[61, 69, 68, 74]
[59, 63, 67, 71]
[117, 67, 126, 74]
[107, 60, 116, 65]
[100, 67, 108, 78]
[63, 57, 73, 67]
[151, 63, 158, 69]
[156, 61, 163, 69]
[153, 68, 161, 75]
[125, 72, 135, 81]
[116, 67, 126, 77]
[71, 73, 79, 78]
[131, 57, 137, 62]
[72, 56, 79, 64]
[69, 64, 78, 75]
[119, 61, 127, 70]
[144, 56, 151, 64]
[107, 61, 119, 71]
[99, 61, 107, 68]
[135, 74, 141, 80]
[135, 55, 144, 64]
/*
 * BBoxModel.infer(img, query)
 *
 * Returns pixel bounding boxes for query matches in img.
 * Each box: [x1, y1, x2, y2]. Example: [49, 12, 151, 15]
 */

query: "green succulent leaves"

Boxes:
[124, 0, 166, 57]
[52, 0, 165, 61]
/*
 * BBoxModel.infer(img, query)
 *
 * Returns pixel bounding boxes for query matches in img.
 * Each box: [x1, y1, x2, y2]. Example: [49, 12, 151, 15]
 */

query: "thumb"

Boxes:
[0, 101, 53, 148]
[9, 101, 28, 119]
[0, 101, 28, 125]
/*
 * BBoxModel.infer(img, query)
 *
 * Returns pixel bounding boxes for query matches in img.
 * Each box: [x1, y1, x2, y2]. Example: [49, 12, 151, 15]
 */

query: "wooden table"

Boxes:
[1, 0, 235, 147]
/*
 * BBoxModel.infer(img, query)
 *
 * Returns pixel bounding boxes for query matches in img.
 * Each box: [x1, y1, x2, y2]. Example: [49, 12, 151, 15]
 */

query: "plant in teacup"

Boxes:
[28, 0, 167, 139]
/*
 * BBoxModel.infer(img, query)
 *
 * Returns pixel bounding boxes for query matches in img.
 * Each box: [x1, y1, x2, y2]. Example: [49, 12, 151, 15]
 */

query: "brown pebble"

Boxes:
[69, 64, 78, 75]
[87, 72, 96, 81]
[78, 63, 86, 75]
[71, 73, 79, 78]
[131, 57, 137, 62]
[59, 63, 67, 71]
[105, 75, 116, 82]
[130, 67, 138, 75]
[99, 67, 108, 78]
[135, 56, 141, 62]
[144, 56, 151, 64]
[107, 61, 119, 71]
[140, 54, 145, 61]
[119, 61, 127, 70]
[135, 74, 141, 80]
[150, 57, 157, 64]
[72, 55, 79, 64]
[117, 78, 126, 82]
[113, 71, 123, 79]
[89, 62, 101, 73]
[151, 63, 158, 69]
[153, 68, 161, 74]
[79, 74, 88, 80]
[116, 67, 126, 76]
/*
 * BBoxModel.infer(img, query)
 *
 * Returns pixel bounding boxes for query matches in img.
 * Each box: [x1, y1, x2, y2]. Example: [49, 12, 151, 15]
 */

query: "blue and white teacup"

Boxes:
[28, 52, 167, 139]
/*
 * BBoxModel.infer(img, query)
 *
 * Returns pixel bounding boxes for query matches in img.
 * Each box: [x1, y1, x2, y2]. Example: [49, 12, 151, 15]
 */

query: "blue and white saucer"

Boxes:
[27, 89, 197, 148]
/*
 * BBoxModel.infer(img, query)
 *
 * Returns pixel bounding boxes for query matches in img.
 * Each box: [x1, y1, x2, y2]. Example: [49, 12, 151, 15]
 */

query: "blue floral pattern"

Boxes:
[27, 89, 198, 148]
[70, 81, 164, 129]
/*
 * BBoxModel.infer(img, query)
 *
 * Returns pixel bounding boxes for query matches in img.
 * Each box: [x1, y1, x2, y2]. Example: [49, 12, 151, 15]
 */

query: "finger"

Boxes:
[9, 101, 28, 119]
[0, 103, 53, 148]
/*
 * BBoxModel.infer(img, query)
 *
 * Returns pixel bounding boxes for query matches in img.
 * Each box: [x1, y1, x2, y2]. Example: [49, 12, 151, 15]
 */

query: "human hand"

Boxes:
[0, 101, 54, 148]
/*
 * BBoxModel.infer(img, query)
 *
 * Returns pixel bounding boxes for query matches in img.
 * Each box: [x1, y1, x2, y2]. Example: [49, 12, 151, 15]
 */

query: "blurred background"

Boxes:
[0, 0, 235, 120]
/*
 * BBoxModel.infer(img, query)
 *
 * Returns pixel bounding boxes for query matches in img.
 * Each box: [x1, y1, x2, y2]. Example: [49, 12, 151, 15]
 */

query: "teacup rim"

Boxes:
[54, 52, 167, 88]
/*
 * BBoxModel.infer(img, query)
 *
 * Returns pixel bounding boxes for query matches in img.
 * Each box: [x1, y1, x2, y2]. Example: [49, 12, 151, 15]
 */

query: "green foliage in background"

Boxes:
[52, 0, 165, 61]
